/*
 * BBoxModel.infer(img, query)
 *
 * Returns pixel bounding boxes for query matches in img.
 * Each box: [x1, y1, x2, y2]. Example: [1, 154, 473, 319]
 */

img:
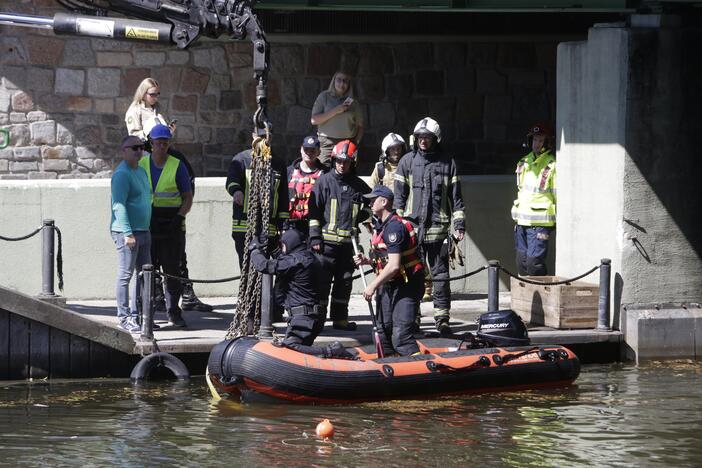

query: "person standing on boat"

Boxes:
[286, 135, 327, 237]
[354, 185, 423, 356]
[394, 117, 466, 336]
[110, 135, 152, 333]
[248, 228, 354, 359]
[139, 124, 192, 328]
[308, 140, 371, 331]
[512, 123, 556, 276]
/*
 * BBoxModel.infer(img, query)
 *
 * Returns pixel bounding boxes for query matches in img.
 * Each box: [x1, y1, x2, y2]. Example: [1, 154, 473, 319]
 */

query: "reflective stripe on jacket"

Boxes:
[308, 171, 371, 245]
[393, 148, 465, 243]
[139, 154, 182, 208]
[226, 149, 289, 235]
[511, 150, 556, 227]
[370, 213, 423, 282]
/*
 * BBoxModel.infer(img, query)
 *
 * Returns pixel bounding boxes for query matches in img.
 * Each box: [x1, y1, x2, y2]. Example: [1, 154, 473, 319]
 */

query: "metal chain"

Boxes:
[225, 135, 273, 339]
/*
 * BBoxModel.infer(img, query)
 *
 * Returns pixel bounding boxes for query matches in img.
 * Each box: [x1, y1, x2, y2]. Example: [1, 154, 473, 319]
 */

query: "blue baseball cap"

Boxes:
[364, 185, 394, 201]
[302, 135, 320, 148]
[149, 124, 172, 140]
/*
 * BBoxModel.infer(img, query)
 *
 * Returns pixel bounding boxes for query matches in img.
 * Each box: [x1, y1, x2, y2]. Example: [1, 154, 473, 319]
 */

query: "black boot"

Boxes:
[167, 307, 187, 328]
[181, 283, 213, 312]
[435, 317, 452, 337]
[153, 275, 167, 313]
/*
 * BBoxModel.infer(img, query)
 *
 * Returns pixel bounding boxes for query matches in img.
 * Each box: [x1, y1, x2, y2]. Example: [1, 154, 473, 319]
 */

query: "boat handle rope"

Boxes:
[426, 355, 491, 373]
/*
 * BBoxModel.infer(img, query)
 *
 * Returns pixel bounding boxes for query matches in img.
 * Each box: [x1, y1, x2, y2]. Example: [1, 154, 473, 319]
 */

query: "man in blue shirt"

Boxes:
[139, 125, 193, 327]
[110, 135, 152, 333]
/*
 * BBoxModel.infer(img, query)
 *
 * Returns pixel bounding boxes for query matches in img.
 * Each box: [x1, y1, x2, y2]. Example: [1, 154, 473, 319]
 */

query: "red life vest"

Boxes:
[370, 214, 423, 282]
[288, 166, 323, 220]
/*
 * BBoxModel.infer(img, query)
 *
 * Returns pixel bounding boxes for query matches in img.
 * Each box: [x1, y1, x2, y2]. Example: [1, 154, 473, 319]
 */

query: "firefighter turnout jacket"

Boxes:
[308, 170, 371, 245]
[225, 149, 289, 236]
[511, 150, 556, 227]
[393, 148, 465, 242]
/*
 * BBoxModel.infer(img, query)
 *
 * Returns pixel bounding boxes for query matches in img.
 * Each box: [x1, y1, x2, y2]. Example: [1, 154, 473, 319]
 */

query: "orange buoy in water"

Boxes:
[316, 419, 334, 438]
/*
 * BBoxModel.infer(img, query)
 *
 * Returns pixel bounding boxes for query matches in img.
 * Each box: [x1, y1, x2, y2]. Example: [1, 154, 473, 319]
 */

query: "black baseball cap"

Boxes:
[302, 135, 320, 149]
[363, 185, 394, 201]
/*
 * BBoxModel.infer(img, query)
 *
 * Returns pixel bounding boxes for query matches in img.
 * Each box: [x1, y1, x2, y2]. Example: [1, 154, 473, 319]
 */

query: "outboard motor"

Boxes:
[476, 310, 530, 347]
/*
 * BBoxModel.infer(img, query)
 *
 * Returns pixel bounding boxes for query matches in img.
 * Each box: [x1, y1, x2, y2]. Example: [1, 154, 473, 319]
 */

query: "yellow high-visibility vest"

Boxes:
[511, 150, 556, 227]
[139, 154, 183, 208]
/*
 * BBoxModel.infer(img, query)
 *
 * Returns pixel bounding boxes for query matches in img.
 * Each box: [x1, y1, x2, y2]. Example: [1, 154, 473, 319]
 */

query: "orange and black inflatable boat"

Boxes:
[206, 336, 580, 404]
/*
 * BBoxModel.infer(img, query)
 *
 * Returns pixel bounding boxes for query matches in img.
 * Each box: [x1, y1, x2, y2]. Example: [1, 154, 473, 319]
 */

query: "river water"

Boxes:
[0, 361, 700, 467]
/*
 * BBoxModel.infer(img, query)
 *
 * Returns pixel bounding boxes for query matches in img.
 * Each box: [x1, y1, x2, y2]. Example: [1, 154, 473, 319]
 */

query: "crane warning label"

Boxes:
[125, 27, 159, 41]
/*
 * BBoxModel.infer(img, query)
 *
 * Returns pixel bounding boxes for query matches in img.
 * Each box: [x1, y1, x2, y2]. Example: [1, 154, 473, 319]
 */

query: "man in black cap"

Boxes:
[353, 185, 423, 356]
[249, 228, 354, 358]
[286, 135, 327, 237]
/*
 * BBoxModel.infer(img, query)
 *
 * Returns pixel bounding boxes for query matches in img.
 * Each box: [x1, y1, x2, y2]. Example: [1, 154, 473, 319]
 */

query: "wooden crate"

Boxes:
[510, 276, 598, 329]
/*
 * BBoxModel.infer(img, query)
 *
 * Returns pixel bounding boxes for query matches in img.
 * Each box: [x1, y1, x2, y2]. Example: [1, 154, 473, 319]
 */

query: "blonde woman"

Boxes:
[125, 77, 176, 142]
[310, 71, 364, 167]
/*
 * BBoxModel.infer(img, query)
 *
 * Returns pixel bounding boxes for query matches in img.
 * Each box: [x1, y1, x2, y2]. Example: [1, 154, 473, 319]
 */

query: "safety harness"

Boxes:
[288, 166, 323, 220]
[370, 214, 423, 282]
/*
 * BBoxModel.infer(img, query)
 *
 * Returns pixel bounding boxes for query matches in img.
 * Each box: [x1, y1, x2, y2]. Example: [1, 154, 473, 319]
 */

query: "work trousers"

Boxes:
[151, 222, 184, 312]
[282, 305, 326, 356]
[111, 231, 151, 319]
[514, 225, 552, 276]
[422, 239, 451, 320]
[316, 242, 355, 322]
[375, 273, 422, 356]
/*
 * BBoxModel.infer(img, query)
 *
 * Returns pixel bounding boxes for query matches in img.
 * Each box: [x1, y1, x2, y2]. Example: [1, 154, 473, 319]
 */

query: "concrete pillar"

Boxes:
[557, 17, 702, 359]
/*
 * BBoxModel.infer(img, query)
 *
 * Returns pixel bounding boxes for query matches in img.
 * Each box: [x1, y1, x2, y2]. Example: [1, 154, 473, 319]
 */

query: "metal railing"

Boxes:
[136, 257, 612, 341]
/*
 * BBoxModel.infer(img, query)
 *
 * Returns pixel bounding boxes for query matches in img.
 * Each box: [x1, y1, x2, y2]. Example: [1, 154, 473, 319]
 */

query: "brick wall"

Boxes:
[0, 1, 562, 179]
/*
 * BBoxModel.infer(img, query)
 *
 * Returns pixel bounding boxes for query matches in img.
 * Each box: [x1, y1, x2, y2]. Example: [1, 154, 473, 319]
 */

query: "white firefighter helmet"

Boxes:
[381, 133, 406, 154]
[413, 117, 441, 143]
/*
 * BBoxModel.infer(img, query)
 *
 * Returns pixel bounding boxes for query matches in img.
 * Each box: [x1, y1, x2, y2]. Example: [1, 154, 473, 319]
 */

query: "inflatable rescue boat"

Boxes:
[206, 311, 581, 404]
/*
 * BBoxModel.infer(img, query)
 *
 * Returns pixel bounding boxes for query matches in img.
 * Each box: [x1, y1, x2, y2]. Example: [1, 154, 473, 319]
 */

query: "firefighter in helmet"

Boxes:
[512, 123, 556, 276]
[309, 139, 371, 331]
[393, 117, 466, 336]
[369, 132, 406, 188]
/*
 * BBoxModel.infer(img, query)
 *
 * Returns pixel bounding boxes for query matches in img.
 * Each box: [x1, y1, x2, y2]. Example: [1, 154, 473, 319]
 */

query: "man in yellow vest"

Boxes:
[139, 124, 193, 327]
[511, 123, 556, 276]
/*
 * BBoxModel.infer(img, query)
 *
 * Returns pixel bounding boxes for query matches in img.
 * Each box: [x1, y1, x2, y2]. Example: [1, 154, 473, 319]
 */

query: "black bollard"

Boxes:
[597, 258, 611, 330]
[140, 264, 155, 340]
[487, 260, 500, 312]
[258, 273, 274, 339]
[39, 219, 56, 298]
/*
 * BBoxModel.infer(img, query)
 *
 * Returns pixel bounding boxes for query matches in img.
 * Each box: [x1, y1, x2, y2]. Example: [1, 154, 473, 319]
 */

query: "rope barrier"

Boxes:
[160, 271, 241, 284]
[498, 265, 599, 286]
[0, 224, 63, 291]
[426, 265, 488, 283]
[54, 226, 64, 291]
[0, 226, 43, 241]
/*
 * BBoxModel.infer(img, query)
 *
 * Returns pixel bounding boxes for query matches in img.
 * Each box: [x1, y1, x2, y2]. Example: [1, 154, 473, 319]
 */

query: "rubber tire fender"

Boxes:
[130, 352, 190, 382]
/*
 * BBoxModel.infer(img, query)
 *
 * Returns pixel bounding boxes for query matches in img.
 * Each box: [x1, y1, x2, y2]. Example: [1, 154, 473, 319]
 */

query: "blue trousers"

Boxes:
[514, 225, 552, 276]
[112, 231, 151, 319]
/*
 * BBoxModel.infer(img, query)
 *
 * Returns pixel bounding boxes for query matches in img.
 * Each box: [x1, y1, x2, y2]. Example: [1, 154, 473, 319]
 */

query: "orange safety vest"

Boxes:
[288, 167, 324, 220]
[370, 214, 423, 282]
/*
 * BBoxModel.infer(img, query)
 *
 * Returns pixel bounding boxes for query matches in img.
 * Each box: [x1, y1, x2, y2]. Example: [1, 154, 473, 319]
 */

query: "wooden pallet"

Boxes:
[510, 276, 598, 329]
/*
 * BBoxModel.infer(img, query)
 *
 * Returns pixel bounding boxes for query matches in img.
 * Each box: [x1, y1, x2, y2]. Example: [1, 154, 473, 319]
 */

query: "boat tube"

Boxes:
[206, 336, 580, 404]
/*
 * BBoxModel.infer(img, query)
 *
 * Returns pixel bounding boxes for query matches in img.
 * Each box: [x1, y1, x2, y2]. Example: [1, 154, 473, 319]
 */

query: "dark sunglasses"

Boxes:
[147, 92, 160, 97]
[126, 145, 144, 151]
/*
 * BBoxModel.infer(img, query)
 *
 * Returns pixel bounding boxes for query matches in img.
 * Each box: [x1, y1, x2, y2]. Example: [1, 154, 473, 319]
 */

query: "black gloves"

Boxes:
[323, 341, 356, 360]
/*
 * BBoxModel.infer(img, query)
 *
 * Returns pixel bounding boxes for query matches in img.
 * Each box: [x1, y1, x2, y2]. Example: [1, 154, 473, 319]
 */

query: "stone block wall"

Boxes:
[1, 1, 562, 179]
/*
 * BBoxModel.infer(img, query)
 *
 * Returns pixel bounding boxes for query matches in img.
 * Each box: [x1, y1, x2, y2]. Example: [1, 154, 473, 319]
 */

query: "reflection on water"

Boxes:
[0, 362, 700, 466]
